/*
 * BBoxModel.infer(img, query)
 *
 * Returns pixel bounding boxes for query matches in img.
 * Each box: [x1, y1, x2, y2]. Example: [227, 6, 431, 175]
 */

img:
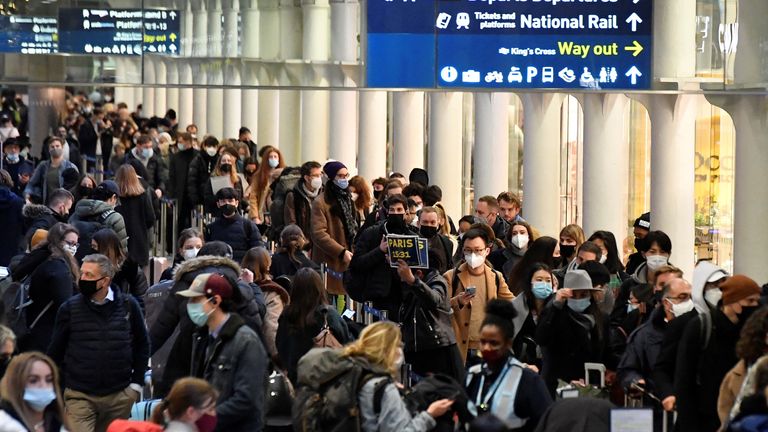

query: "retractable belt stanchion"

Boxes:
[170, 198, 179, 255]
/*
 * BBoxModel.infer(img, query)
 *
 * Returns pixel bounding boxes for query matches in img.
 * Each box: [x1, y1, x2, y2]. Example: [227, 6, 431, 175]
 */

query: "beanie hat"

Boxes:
[30, 229, 48, 250]
[323, 161, 346, 180]
[633, 212, 651, 230]
[721, 275, 760, 305]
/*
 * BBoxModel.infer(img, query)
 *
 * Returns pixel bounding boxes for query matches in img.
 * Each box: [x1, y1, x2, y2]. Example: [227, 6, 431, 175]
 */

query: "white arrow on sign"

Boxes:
[626, 13, 642, 32]
[626, 66, 642, 85]
[634, 0, 640, 3]
[170, 11, 177, 20]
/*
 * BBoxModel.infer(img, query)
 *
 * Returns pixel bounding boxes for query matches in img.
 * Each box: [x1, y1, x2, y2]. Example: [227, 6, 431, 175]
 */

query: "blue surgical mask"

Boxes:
[6, 152, 19, 163]
[186, 299, 213, 327]
[568, 297, 592, 313]
[24, 387, 56, 412]
[532, 282, 553, 300]
[268, 158, 279, 168]
[334, 179, 349, 190]
[141, 148, 153, 159]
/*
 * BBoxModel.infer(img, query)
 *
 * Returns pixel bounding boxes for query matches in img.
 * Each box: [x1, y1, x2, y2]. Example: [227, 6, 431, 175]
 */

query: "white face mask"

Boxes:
[310, 177, 323, 191]
[704, 288, 722, 307]
[350, 192, 359, 202]
[668, 298, 695, 317]
[205, 147, 217, 157]
[511, 234, 529, 249]
[599, 254, 607, 264]
[62, 243, 78, 256]
[464, 252, 486, 269]
[627, 303, 639, 314]
[646, 255, 668, 272]
[182, 247, 200, 261]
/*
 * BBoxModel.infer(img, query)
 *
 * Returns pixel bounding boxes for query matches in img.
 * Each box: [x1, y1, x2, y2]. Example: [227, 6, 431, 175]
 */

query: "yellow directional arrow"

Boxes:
[624, 40, 643, 57]
[170, 33, 177, 42]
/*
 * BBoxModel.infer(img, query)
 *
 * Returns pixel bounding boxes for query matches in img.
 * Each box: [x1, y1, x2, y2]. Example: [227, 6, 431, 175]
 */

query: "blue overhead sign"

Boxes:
[367, 0, 652, 89]
[0, 15, 58, 54]
[58, 8, 180, 56]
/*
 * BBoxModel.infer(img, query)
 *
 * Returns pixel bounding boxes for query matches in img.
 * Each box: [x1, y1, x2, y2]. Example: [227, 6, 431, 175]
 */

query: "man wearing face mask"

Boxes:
[673, 274, 761, 432]
[618, 277, 692, 428]
[2, 138, 33, 193]
[206, 188, 263, 262]
[626, 212, 651, 275]
[25, 137, 79, 205]
[474, 196, 510, 244]
[285, 161, 323, 249]
[349, 194, 417, 321]
[179, 273, 268, 432]
[22, 188, 73, 249]
[443, 228, 513, 364]
[48, 254, 150, 432]
[188, 136, 221, 208]
[124, 134, 168, 199]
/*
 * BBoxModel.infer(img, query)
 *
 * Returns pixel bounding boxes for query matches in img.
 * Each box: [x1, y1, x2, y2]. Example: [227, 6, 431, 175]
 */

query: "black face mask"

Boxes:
[634, 237, 648, 252]
[560, 244, 576, 259]
[738, 305, 760, 323]
[245, 170, 256, 178]
[373, 190, 382, 200]
[220, 164, 232, 174]
[79, 277, 106, 298]
[220, 204, 237, 217]
[79, 185, 94, 197]
[420, 226, 439, 239]
[387, 214, 406, 231]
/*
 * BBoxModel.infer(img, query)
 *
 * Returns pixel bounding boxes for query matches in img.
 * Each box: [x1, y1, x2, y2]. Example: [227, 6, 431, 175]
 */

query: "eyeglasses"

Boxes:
[463, 249, 486, 255]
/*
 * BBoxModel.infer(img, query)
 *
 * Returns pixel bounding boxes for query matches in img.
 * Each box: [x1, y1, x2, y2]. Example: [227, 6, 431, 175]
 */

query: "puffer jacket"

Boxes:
[22, 204, 67, 247]
[149, 255, 266, 397]
[68, 198, 128, 254]
[399, 270, 456, 353]
[191, 313, 267, 432]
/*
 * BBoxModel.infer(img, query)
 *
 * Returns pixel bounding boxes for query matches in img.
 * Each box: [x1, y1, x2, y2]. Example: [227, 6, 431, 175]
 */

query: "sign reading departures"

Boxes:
[367, 0, 652, 89]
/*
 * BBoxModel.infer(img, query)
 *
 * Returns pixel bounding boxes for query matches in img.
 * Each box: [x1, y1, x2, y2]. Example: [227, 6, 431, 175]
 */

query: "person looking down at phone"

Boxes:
[443, 228, 514, 366]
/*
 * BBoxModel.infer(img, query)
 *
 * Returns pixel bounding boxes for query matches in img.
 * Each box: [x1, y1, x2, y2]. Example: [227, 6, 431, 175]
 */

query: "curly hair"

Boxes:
[736, 306, 768, 365]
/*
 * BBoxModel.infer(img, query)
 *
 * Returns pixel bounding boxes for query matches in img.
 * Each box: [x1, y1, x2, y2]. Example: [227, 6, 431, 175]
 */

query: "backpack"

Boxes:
[267, 167, 302, 242]
[0, 273, 51, 341]
[71, 209, 115, 259]
[292, 348, 390, 432]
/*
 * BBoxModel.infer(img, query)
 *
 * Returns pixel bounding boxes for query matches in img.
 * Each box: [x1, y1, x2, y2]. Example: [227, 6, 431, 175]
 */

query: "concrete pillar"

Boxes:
[300, 0, 331, 163]
[392, 92, 425, 174]
[578, 94, 630, 239]
[328, 0, 359, 165]
[653, 0, 697, 79]
[166, 61, 180, 116]
[428, 92, 463, 222]
[223, 67, 243, 139]
[192, 0, 208, 57]
[242, 0, 260, 58]
[258, 89, 279, 148]
[223, 0, 240, 57]
[643, 94, 698, 277]
[192, 67, 208, 135]
[357, 91, 387, 180]
[241, 67, 259, 141]
[208, 0, 223, 57]
[27, 87, 66, 158]
[178, 63, 194, 129]
[278, 0, 302, 161]
[153, 60, 168, 116]
[182, 2, 194, 57]
[733, 0, 768, 86]
[279, 0, 302, 60]
[142, 59, 156, 117]
[522, 93, 564, 237]
[473, 92, 509, 201]
[114, 57, 137, 110]
[207, 67, 225, 139]
[259, 0, 280, 60]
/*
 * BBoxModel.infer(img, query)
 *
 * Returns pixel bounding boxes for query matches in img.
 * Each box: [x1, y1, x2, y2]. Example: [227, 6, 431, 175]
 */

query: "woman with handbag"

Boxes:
[275, 268, 351, 383]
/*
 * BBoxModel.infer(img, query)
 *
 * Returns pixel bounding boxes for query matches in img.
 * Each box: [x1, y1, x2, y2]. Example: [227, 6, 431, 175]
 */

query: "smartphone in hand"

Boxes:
[466, 286, 476, 296]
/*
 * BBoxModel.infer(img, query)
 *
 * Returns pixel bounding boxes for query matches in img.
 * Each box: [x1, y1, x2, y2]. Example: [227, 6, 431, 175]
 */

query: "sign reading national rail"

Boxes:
[367, 0, 652, 89]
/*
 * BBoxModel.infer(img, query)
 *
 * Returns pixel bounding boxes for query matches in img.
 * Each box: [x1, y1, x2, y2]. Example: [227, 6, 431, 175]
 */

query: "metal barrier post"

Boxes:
[364, 302, 374, 325]
[355, 301, 364, 324]
[157, 201, 167, 257]
[171, 199, 179, 256]
[399, 363, 412, 388]
[379, 310, 389, 321]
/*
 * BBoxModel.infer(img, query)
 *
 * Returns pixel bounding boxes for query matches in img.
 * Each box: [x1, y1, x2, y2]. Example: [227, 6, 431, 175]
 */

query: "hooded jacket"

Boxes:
[148, 255, 265, 397]
[0, 187, 23, 266]
[257, 279, 290, 357]
[22, 204, 66, 248]
[68, 198, 128, 254]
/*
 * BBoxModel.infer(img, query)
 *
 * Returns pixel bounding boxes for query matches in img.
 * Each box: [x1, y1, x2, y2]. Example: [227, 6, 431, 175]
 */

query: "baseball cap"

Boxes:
[176, 273, 233, 299]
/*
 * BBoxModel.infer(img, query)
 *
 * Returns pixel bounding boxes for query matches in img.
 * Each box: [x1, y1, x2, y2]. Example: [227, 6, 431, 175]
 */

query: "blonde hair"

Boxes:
[115, 164, 146, 197]
[342, 322, 401, 377]
[559, 224, 586, 247]
[0, 352, 71, 431]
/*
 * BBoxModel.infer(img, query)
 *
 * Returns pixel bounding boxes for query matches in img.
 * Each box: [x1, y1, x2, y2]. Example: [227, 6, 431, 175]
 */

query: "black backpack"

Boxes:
[0, 273, 51, 341]
[70, 209, 115, 260]
[267, 167, 302, 242]
[292, 348, 390, 432]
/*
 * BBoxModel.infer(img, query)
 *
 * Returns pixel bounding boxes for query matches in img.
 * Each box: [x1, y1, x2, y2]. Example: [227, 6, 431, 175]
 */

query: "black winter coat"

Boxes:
[617, 306, 668, 392]
[187, 152, 218, 207]
[651, 309, 698, 399]
[113, 260, 149, 311]
[148, 255, 266, 397]
[674, 309, 742, 432]
[399, 270, 456, 353]
[167, 148, 199, 209]
[124, 150, 168, 192]
[191, 313, 268, 432]
[269, 251, 319, 279]
[206, 215, 263, 262]
[47, 289, 150, 396]
[0, 187, 23, 266]
[21, 204, 67, 249]
[117, 193, 155, 266]
[488, 245, 525, 285]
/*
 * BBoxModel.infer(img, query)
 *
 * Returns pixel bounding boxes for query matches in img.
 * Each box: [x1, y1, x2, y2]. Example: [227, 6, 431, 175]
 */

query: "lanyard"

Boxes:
[476, 361, 512, 410]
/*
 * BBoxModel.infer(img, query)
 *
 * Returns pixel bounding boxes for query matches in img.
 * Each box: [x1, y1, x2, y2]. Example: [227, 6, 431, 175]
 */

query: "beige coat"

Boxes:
[310, 193, 350, 295]
[718, 359, 746, 428]
[443, 262, 515, 362]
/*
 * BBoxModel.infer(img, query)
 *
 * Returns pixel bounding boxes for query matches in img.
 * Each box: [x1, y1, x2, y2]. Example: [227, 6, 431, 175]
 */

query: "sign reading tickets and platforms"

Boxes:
[367, 0, 652, 90]
[386, 235, 430, 269]
[0, 16, 58, 54]
[58, 8, 180, 56]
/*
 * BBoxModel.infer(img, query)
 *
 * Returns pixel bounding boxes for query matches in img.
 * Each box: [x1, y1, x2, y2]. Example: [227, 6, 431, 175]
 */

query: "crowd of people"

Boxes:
[0, 92, 767, 432]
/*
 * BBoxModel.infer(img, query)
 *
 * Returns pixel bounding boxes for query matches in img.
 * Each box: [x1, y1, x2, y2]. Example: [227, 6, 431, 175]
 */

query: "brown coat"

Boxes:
[310, 194, 350, 295]
[443, 262, 515, 362]
[717, 359, 746, 428]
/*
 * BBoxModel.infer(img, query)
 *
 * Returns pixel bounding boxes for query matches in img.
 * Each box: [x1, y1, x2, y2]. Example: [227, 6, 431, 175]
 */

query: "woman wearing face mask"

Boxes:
[114, 164, 155, 268]
[91, 229, 149, 312]
[348, 175, 373, 224]
[535, 269, 611, 395]
[160, 229, 205, 282]
[466, 300, 552, 432]
[342, 322, 454, 432]
[269, 225, 319, 279]
[246, 146, 285, 225]
[0, 352, 70, 432]
[203, 148, 246, 215]
[508, 263, 555, 368]
[556, 224, 585, 269]
[69, 175, 96, 207]
[506, 237, 559, 296]
[488, 221, 536, 286]
[148, 377, 218, 432]
[12, 224, 79, 353]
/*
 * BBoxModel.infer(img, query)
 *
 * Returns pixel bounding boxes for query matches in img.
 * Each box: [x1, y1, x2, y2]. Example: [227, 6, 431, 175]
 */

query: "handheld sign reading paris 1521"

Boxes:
[386, 235, 430, 269]
[367, 0, 652, 90]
